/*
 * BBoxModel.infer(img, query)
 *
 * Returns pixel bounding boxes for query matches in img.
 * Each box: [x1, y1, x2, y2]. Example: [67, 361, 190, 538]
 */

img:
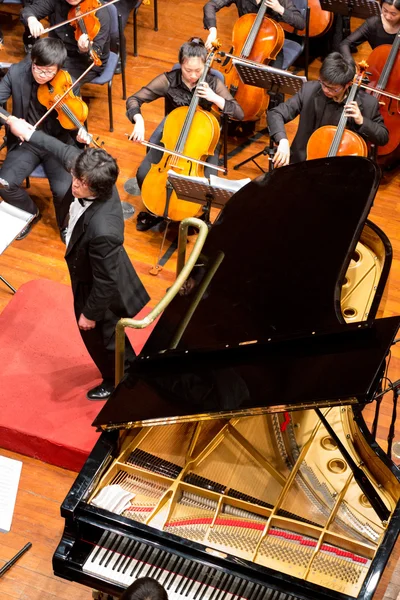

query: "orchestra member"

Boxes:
[203, 0, 306, 67]
[126, 37, 244, 231]
[0, 38, 78, 240]
[120, 578, 169, 600]
[21, 0, 111, 85]
[340, 0, 400, 62]
[268, 52, 389, 167]
[8, 118, 150, 401]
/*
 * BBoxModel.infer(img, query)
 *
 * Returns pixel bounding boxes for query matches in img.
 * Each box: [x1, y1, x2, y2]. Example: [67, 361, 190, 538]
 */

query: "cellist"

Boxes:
[126, 37, 244, 231]
[267, 53, 389, 166]
[0, 38, 86, 240]
[203, 0, 305, 67]
[21, 0, 111, 86]
[340, 0, 400, 62]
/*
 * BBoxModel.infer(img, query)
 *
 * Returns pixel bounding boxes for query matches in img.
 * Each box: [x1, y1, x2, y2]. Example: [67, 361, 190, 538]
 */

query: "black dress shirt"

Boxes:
[203, 0, 305, 32]
[340, 16, 397, 61]
[126, 68, 245, 122]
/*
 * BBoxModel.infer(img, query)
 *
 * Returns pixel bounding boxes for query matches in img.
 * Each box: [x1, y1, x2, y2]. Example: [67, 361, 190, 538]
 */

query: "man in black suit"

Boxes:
[267, 52, 389, 167]
[8, 118, 150, 400]
[0, 38, 77, 239]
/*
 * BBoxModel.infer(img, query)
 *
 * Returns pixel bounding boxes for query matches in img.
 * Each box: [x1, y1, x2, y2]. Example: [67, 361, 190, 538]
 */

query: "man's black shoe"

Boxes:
[16, 210, 41, 240]
[86, 381, 115, 401]
[60, 227, 68, 244]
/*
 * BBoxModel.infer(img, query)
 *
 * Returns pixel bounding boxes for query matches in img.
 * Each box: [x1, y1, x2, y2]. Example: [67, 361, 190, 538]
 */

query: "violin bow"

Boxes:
[125, 136, 227, 174]
[40, 0, 121, 35]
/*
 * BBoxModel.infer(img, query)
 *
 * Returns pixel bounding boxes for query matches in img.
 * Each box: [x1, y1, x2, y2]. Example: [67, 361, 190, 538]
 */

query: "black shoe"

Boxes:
[114, 57, 122, 75]
[86, 380, 115, 401]
[60, 227, 68, 244]
[16, 210, 41, 240]
[136, 211, 164, 232]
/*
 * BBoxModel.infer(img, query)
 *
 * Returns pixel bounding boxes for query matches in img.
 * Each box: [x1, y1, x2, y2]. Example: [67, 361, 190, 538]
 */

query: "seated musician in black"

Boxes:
[340, 0, 400, 62]
[0, 38, 80, 240]
[267, 52, 389, 167]
[21, 0, 111, 86]
[126, 37, 244, 231]
[203, 0, 306, 68]
[120, 578, 168, 600]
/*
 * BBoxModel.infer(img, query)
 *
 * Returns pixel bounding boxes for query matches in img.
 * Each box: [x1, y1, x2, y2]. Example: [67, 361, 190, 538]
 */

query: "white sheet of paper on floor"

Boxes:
[0, 455, 23, 533]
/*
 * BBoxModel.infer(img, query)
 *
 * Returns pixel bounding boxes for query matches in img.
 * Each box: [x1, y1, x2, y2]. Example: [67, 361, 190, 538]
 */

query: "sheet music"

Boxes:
[0, 202, 33, 254]
[0, 455, 22, 533]
[167, 170, 250, 193]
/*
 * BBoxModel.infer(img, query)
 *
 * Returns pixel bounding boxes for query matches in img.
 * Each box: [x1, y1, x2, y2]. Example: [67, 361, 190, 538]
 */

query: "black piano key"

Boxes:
[247, 583, 262, 600]
[132, 545, 155, 578]
[99, 532, 118, 566]
[179, 561, 204, 595]
[120, 540, 140, 574]
[174, 559, 193, 593]
[209, 572, 230, 600]
[229, 575, 244, 599]
[161, 554, 182, 588]
[235, 578, 250, 599]
[104, 536, 125, 568]
[114, 538, 136, 572]
[147, 549, 168, 577]
[126, 542, 149, 576]
[91, 530, 111, 563]
[193, 566, 215, 600]
[142, 547, 161, 577]
[165, 555, 186, 589]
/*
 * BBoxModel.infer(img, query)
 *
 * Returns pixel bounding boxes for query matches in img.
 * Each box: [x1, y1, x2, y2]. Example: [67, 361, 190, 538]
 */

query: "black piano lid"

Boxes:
[140, 156, 381, 355]
[93, 316, 400, 430]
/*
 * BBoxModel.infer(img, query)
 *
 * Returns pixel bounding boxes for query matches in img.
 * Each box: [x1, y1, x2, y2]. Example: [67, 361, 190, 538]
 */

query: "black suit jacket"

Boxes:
[0, 58, 74, 150]
[28, 130, 150, 322]
[267, 81, 389, 163]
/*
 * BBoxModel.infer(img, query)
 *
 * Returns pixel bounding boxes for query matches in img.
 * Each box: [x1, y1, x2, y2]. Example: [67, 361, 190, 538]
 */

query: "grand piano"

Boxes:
[53, 157, 400, 600]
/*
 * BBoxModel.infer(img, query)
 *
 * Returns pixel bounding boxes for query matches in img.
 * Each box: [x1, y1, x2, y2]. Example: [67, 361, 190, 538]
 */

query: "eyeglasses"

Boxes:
[318, 79, 344, 94]
[32, 64, 58, 77]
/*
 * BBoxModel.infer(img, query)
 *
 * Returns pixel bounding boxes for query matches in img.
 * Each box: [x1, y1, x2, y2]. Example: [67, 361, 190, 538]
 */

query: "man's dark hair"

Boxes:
[72, 148, 119, 202]
[119, 577, 168, 600]
[179, 37, 207, 64]
[384, 0, 400, 10]
[319, 52, 356, 86]
[31, 38, 67, 69]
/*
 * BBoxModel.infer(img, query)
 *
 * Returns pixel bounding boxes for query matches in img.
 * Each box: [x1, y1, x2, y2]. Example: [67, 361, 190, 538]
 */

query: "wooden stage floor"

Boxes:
[0, 0, 399, 597]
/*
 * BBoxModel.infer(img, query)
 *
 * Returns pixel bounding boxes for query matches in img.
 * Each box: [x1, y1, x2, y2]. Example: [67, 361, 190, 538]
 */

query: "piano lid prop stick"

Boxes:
[0, 542, 32, 578]
[315, 408, 390, 523]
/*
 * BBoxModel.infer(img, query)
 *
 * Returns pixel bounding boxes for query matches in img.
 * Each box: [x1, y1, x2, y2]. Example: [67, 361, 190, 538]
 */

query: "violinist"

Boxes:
[0, 38, 82, 240]
[268, 52, 389, 166]
[340, 0, 400, 62]
[203, 0, 305, 67]
[126, 37, 244, 231]
[21, 0, 111, 85]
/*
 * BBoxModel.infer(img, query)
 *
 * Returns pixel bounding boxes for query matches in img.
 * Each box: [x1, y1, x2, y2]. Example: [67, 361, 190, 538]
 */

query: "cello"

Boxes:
[306, 62, 368, 159]
[282, 0, 333, 38]
[365, 32, 400, 156]
[221, 3, 284, 121]
[140, 43, 222, 222]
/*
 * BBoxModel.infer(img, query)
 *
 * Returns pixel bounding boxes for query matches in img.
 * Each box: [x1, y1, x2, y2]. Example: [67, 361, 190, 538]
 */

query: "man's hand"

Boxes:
[273, 138, 290, 168]
[265, 0, 285, 14]
[78, 33, 90, 53]
[78, 313, 96, 330]
[77, 126, 92, 145]
[129, 115, 145, 142]
[8, 117, 35, 141]
[27, 16, 44, 38]
[344, 101, 363, 126]
[205, 27, 218, 50]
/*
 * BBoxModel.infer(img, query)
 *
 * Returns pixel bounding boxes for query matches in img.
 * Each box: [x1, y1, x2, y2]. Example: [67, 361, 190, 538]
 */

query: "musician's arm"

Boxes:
[0, 68, 13, 119]
[339, 18, 373, 61]
[214, 78, 245, 121]
[21, 0, 55, 26]
[267, 89, 303, 143]
[203, 0, 235, 30]
[14, 127, 80, 171]
[356, 96, 389, 146]
[126, 73, 168, 123]
[275, 0, 305, 30]
[91, 8, 111, 60]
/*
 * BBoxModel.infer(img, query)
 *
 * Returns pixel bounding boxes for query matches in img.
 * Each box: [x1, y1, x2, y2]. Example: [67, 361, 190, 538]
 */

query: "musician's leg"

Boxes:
[136, 119, 165, 189]
[0, 145, 41, 216]
[41, 153, 73, 230]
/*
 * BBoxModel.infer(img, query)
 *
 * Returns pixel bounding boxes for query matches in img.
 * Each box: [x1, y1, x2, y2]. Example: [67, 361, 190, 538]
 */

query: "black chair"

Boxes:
[282, 0, 310, 79]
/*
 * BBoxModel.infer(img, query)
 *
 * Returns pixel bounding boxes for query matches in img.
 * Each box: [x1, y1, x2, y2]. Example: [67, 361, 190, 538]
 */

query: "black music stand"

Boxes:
[167, 173, 238, 225]
[319, 0, 381, 39]
[233, 62, 306, 172]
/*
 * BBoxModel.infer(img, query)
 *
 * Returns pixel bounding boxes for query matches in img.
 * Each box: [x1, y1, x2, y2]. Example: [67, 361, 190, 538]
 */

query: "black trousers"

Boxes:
[76, 305, 137, 383]
[0, 143, 72, 228]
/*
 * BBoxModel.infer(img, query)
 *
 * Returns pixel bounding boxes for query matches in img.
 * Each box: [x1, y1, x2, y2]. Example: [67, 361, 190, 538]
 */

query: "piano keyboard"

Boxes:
[82, 531, 299, 600]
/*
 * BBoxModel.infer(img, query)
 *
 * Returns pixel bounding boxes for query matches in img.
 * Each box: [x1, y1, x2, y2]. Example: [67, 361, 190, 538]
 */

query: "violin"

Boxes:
[67, 0, 103, 66]
[221, 3, 284, 121]
[306, 62, 368, 160]
[140, 43, 222, 222]
[365, 32, 400, 156]
[37, 70, 88, 131]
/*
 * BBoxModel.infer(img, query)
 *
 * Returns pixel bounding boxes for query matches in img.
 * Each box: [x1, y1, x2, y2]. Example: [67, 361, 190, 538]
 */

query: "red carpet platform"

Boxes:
[0, 279, 157, 472]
